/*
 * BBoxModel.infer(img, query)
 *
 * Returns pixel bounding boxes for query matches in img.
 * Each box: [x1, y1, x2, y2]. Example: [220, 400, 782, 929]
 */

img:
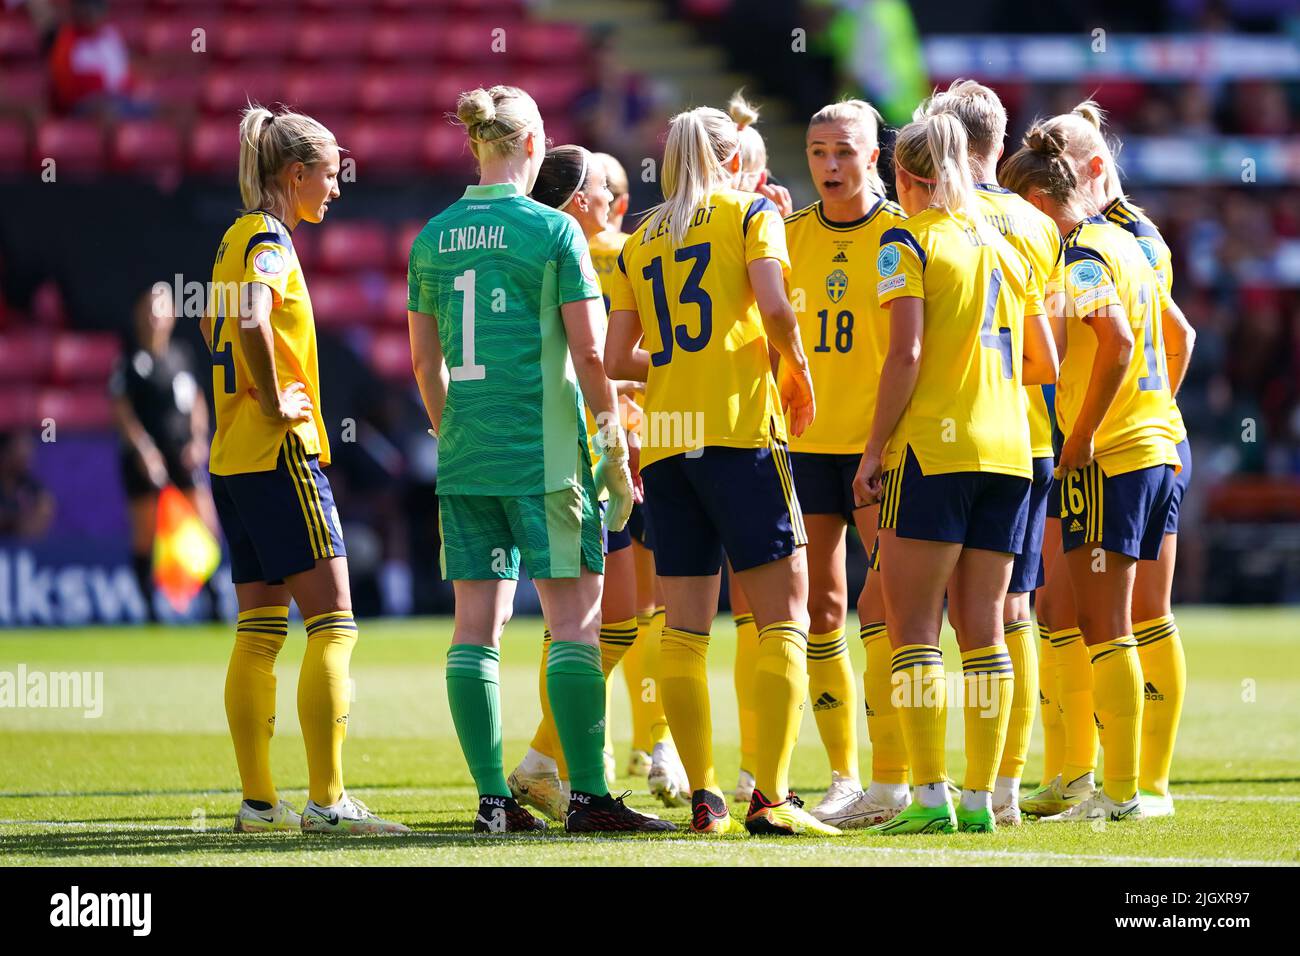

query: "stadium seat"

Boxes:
[109, 120, 185, 176]
[319, 221, 390, 273]
[310, 276, 375, 329]
[143, 16, 207, 59]
[393, 220, 426, 268]
[367, 18, 443, 61]
[438, 20, 518, 64]
[290, 227, 318, 271]
[51, 333, 122, 385]
[37, 387, 115, 431]
[295, 20, 372, 61]
[0, 119, 30, 173]
[215, 18, 297, 61]
[131, 64, 205, 111]
[0, 63, 47, 110]
[32, 283, 67, 328]
[347, 119, 425, 173]
[369, 330, 413, 381]
[0, 388, 39, 431]
[0, 331, 55, 383]
[359, 70, 439, 113]
[423, 121, 473, 171]
[34, 119, 106, 176]
[383, 278, 409, 324]
[515, 23, 589, 64]
[0, 14, 39, 61]
[516, 68, 587, 111]
[201, 66, 287, 115]
[285, 69, 363, 115]
[188, 117, 240, 174]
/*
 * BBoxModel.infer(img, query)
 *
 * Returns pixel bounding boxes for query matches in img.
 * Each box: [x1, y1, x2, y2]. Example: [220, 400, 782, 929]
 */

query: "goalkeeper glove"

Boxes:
[593, 424, 634, 533]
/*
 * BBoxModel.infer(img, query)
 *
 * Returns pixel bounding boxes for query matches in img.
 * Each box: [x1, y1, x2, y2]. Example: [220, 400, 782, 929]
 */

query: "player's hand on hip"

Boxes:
[780, 366, 816, 437]
[853, 451, 883, 508]
[1057, 432, 1094, 477]
[252, 382, 314, 424]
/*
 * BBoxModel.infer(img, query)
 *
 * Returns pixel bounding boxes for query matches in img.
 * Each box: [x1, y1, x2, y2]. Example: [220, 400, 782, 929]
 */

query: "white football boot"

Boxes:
[647, 741, 690, 807]
[809, 772, 866, 825]
[733, 769, 756, 804]
[1041, 788, 1143, 823]
[233, 799, 302, 833]
[300, 793, 410, 834]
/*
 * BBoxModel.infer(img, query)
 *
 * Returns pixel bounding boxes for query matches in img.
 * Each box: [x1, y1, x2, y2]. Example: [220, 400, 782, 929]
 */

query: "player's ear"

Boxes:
[1088, 154, 1105, 180]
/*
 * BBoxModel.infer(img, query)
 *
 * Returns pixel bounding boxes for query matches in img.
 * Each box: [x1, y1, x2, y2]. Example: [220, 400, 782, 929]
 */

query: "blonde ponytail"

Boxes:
[728, 91, 767, 191]
[454, 85, 541, 163]
[808, 98, 887, 197]
[646, 106, 738, 246]
[237, 102, 337, 214]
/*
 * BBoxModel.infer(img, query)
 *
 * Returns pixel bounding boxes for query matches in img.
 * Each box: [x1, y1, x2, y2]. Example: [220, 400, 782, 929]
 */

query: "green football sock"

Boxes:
[546, 641, 609, 796]
[446, 644, 510, 798]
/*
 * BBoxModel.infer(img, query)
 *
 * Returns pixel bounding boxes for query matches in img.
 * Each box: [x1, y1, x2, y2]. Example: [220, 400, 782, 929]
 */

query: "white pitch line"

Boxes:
[1175, 793, 1300, 803]
[0, 821, 1291, 866]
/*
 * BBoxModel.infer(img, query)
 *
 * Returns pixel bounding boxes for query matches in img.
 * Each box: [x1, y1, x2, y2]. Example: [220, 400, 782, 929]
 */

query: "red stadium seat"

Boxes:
[0, 63, 46, 109]
[132, 63, 206, 111]
[367, 18, 443, 61]
[215, 18, 296, 61]
[34, 119, 106, 176]
[310, 276, 374, 329]
[438, 20, 517, 64]
[51, 333, 122, 386]
[143, 17, 208, 59]
[423, 121, 472, 172]
[514, 23, 589, 64]
[32, 282, 67, 327]
[285, 69, 363, 115]
[109, 120, 185, 175]
[290, 227, 319, 271]
[0, 119, 30, 172]
[295, 20, 371, 61]
[0, 14, 39, 61]
[516, 68, 587, 111]
[347, 119, 425, 173]
[0, 331, 55, 384]
[0, 388, 39, 430]
[202, 66, 287, 115]
[37, 387, 115, 431]
[382, 278, 409, 324]
[369, 331, 413, 381]
[359, 70, 439, 114]
[393, 220, 425, 269]
[319, 221, 390, 273]
[188, 117, 240, 174]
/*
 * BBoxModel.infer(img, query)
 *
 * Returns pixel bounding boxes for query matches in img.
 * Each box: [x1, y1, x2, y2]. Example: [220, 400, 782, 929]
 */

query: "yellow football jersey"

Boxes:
[1103, 196, 1188, 444]
[208, 212, 329, 476]
[1058, 217, 1180, 475]
[875, 207, 1040, 478]
[783, 197, 905, 454]
[976, 183, 1060, 459]
[607, 189, 788, 469]
[580, 228, 631, 455]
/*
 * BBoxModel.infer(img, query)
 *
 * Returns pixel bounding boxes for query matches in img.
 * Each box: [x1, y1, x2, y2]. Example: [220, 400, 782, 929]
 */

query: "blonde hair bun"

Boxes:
[728, 91, 759, 129]
[457, 89, 496, 129]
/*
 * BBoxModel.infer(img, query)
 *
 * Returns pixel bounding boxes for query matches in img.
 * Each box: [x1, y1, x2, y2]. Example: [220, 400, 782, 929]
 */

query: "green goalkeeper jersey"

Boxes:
[408, 182, 603, 496]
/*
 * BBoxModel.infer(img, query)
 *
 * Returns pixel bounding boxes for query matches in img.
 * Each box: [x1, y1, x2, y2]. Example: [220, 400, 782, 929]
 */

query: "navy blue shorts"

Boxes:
[642, 444, 806, 576]
[790, 452, 863, 522]
[1165, 438, 1192, 534]
[1009, 456, 1054, 593]
[211, 433, 346, 585]
[1058, 460, 1175, 562]
[626, 501, 653, 550]
[878, 446, 1030, 553]
[605, 524, 633, 554]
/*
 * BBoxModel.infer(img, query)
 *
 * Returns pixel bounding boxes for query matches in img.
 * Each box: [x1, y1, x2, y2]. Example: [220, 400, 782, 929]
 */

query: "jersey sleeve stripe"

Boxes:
[244, 231, 289, 265]
[880, 226, 927, 268]
[743, 195, 778, 235]
[1064, 245, 1107, 266]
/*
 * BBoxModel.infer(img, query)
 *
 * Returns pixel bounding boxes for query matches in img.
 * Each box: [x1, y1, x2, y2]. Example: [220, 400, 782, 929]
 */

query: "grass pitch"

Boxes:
[1, 608, 1297, 866]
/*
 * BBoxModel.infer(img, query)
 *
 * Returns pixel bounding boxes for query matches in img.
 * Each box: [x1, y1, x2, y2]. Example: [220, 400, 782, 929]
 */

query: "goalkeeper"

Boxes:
[408, 84, 670, 834]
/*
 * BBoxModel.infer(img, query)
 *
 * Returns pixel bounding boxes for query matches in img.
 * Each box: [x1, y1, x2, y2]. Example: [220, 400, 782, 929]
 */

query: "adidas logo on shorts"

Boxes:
[1069, 519, 1084, 532]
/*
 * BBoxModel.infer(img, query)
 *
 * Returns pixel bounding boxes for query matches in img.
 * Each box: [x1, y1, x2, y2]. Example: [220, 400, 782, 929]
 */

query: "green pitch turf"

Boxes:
[1, 608, 1296, 866]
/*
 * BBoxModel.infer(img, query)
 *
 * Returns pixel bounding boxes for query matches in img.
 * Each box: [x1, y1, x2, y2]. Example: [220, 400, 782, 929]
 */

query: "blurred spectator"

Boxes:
[0, 430, 54, 539]
[109, 284, 218, 621]
[29, 0, 141, 116]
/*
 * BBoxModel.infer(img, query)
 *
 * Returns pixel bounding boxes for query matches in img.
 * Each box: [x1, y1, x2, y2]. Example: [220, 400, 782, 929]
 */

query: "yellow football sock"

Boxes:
[1053, 627, 1098, 784]
[892, 644, 947, 786]
[597, 617, 637, 762]
[1090, 636, 1143, 802]
[961, 645, 1015, 793]
[660, 625, 716, 794]
[225, 605, 288, 805]
[997, 620, 1037, 783]
[1135, 615, 1185, 796]
[807, 627, 858, 780]
[861, 622, 908, 785]
[732, 613, 759, 774]
[644, 607, 672, 746]
[754, 621, 809, 799]
[531, 629, 567, 777]
[298, 610, 358, 807]
[1036, 619, 1065, 786]
[623, 612, 656, 754]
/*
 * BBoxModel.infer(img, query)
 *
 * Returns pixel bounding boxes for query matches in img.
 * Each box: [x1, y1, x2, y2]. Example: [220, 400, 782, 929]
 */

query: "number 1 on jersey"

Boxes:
[450, 269, 486, 382]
